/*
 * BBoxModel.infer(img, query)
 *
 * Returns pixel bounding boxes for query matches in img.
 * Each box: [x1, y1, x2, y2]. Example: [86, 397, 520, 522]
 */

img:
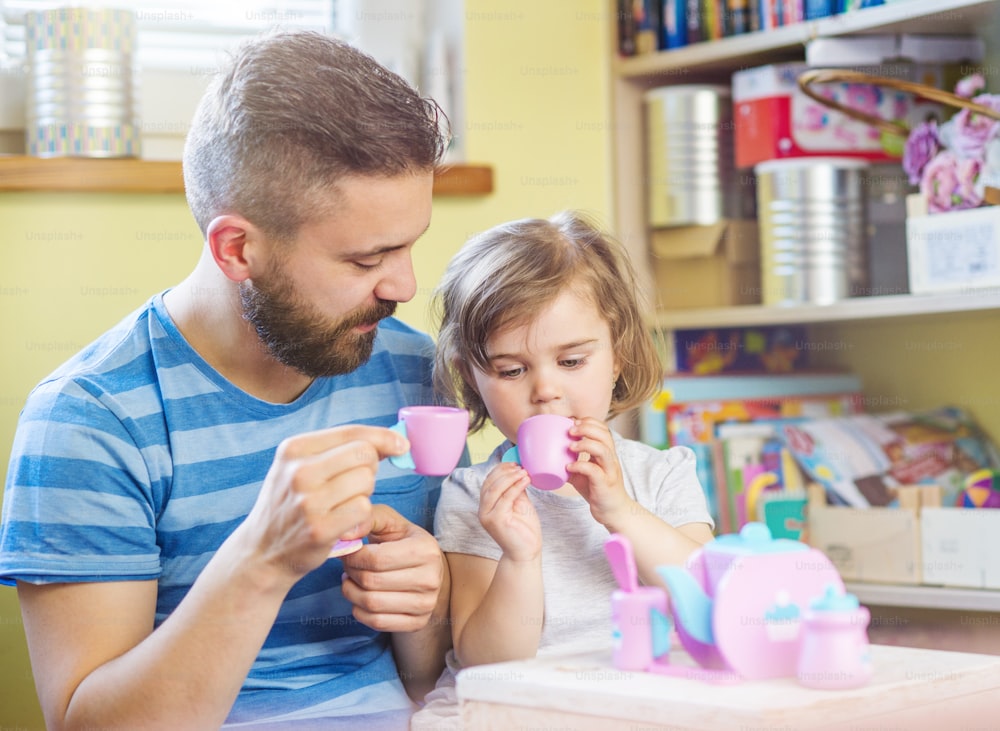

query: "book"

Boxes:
[685, 0, 703, 43]
[725, 0, 750, 34]
[666, 392, 864, 447]
[661, 371, 863, 404]
[701, 0, 722, 40]
[635, 0, 662, 54]
[662, 0, 688, 49]
[667, 325, 811, 375]
[779, 407, 1000, 508]
[618, 0, 638, 56]
[803, 0, 836, 20]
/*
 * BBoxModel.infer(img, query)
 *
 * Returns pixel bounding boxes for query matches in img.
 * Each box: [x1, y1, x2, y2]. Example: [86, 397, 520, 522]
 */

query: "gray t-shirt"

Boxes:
[411, 432, 714, 730]
[434, 431, 714, 654]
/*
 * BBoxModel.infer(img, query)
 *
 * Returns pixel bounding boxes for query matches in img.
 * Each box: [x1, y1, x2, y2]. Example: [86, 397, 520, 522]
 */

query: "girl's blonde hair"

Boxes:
[433, 210, 663, 433]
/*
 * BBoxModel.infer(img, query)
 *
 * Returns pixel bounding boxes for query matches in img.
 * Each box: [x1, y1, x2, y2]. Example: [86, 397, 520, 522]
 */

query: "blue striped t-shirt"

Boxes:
[0, 293, 443, 729]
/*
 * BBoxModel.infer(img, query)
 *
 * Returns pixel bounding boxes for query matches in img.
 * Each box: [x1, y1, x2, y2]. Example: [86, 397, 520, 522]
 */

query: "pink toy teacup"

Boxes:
[388, 406, 469, 476]
[502, 414, 577, 490]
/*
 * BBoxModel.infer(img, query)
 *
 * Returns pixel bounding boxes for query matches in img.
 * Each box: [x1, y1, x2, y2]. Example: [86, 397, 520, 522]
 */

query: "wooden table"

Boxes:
[457, 644, 1000, 730]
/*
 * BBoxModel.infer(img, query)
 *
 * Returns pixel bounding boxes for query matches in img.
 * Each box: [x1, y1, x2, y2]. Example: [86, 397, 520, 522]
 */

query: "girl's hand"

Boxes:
[478, 462, 542, 562]
[566, 417, 634, 528]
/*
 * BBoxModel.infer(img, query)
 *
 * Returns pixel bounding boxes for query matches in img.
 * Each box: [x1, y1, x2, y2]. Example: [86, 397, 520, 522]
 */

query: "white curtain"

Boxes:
[1, 1, 337, 68]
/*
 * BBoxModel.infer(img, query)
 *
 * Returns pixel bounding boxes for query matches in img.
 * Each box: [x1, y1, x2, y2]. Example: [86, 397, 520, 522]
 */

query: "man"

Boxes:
[0, 31, 454, 730]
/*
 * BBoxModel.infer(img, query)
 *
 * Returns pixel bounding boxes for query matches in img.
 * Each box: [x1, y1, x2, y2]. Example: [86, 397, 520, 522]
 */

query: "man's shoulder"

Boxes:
[33, 297, 160, 399]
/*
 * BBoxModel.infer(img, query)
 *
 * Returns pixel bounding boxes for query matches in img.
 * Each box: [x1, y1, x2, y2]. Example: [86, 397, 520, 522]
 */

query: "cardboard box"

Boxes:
[921, 507, 1000, 589]
[732, 62, 949, 170]
[906, 196, 1000, 295]
[650, 220, 760, 309]
[805, 484, 926, 585]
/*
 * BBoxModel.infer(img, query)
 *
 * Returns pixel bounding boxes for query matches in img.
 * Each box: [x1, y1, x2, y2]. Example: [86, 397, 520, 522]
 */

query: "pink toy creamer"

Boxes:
[605, 522, 872, 688]
[797, 585, 873, 689]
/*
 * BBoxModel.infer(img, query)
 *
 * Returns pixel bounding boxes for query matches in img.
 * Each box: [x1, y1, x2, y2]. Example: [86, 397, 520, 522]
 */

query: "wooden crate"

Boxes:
[805, 484, 941, 586]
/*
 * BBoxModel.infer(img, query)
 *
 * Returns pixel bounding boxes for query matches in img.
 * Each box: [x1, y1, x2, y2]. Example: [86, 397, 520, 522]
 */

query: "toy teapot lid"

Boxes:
[705, 521, 808, 557]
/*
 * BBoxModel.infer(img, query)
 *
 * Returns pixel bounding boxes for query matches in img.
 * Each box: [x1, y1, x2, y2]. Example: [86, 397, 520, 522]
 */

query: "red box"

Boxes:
[732, 62, 945, 170]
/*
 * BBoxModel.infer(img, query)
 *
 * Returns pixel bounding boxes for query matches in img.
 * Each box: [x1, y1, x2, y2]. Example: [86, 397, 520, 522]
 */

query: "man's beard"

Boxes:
[239, 269, 397, 378]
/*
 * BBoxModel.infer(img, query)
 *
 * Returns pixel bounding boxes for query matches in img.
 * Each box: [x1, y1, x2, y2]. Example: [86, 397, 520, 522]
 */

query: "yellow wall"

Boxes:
[813, 312, 1000, 444]
[0, 2, 613, 727]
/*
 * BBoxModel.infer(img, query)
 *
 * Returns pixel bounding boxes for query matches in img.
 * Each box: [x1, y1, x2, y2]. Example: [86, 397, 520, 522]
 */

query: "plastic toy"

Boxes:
[961, 469, 1000, 508]
[605, 534, 670, 671]
[606, 523, 872, 688]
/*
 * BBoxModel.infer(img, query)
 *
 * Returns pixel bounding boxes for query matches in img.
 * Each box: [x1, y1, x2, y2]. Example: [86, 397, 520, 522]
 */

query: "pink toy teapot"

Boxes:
[643, 522, 868, 684]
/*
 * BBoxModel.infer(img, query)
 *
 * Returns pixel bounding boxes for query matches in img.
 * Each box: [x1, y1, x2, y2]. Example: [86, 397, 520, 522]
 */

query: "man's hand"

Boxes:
[341, 504, 445, 633]
[236, 425, 409, 589]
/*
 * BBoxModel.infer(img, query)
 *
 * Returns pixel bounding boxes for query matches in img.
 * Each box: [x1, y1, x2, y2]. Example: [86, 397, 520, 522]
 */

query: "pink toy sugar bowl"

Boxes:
[797, 585, 873, 690]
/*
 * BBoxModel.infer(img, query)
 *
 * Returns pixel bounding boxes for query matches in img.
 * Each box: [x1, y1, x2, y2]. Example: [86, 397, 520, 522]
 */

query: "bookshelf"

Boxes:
[652, 290, 1000, 329]
[610, 0, 1000, 316]
[610, 0, 1000, 612]
[847, 582, 1000, 612]
[615, 0, 998, 79]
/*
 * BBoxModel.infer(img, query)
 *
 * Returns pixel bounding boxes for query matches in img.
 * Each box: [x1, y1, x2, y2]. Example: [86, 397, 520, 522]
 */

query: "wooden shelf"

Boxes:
[0, 156, 494, 196]
[650, 291, 1000, 330]
[847, 582, 1000, 613]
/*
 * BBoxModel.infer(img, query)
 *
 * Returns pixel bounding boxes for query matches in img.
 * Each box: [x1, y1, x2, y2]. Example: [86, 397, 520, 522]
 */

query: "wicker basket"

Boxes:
[797, 69, 1000, 204]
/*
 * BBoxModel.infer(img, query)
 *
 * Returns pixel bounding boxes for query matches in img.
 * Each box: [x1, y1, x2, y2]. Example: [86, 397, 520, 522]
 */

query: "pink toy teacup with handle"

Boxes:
[388, 405, 469, 476]
[502, 414, 576, 490]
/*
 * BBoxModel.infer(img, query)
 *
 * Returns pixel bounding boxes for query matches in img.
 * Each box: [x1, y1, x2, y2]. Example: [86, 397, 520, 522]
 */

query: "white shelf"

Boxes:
[651, 290, 1000, 330]
[847, 582, 1000, 612]
[615, 0, 999, 79]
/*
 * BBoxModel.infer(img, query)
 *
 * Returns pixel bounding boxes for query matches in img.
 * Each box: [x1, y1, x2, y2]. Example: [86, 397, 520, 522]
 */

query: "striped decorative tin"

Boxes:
[25, 7, 140, 158]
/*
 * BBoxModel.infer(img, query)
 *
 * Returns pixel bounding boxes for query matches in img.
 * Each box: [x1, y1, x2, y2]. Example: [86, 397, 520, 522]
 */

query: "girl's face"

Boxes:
[471, 288, 621, 444]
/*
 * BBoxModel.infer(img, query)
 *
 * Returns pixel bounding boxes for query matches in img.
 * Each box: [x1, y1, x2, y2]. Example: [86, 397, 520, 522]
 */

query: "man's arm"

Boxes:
[391, 555, 452, 701]
[17, 425, 408, 731]
[18, 542, 290, 731]
[340, 504, 452, 702]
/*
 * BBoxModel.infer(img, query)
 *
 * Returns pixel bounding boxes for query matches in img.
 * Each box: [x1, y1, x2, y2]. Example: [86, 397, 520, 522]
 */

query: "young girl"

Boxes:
[411, 211, 714, 728]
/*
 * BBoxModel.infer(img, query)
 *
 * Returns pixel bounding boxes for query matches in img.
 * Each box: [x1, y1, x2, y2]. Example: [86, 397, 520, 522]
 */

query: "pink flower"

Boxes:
[955, 156, 984, 209]
[903, 120, 941, 185]
[948, 92, 1000, 160]
[955, 73, 986, 98]
[908, 74, 1000, 213]
[920, 151, 982, 212]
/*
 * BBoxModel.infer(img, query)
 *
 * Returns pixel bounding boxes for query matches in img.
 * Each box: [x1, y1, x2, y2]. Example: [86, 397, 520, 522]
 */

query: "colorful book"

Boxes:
[666, 392, 863, 447]
[726, 0, 750, 34]
[779, 407, 1000, 509]
[686, 0, 704, 43]
[618, 0, 637, 56]
[636, 0, 661, 54]
[661, 371, 863, 404]
[668, 325, 810, 375]
[662, 0, 688, 49]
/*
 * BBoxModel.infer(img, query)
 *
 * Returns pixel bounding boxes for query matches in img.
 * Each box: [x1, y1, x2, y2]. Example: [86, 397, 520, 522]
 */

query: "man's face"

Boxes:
[240, 172, 434, 378]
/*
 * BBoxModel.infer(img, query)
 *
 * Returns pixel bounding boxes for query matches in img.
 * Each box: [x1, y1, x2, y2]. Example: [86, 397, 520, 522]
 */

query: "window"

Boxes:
[2, 0, 337, 68]
[0, 0, 463, 160]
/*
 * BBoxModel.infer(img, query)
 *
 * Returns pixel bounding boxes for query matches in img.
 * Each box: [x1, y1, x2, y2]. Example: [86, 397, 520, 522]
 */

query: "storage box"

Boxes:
[805, 484, 927, 585]
[650, 220, 760, 309]
[732, 62, 948, 170]
[905, 196, 1000, 295]
[921, 507, 1000, 589]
